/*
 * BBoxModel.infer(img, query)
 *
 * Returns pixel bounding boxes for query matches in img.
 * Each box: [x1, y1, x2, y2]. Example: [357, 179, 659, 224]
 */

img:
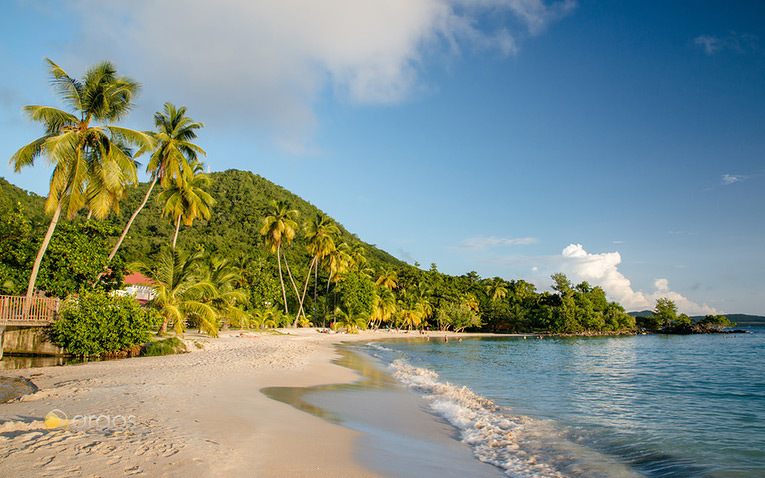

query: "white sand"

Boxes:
[0, 329, 472, 477]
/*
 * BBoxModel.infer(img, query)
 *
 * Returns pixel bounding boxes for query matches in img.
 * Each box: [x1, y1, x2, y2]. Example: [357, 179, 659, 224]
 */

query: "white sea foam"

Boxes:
[391, 359, 567, 477]
[390, 359, 642, 477]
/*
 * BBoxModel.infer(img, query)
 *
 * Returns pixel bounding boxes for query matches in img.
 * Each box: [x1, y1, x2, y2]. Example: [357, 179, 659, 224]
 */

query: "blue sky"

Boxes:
[1, 1, 763, 315]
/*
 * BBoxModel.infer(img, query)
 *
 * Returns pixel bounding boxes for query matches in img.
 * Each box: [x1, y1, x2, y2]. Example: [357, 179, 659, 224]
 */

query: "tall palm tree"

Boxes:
[324, 242, 351, 310]
[371, 286, 397, 329]
[260, 200, 299, 314]
[107, 103, 205, 263]
[131, 247, 217, 336]
[9, 58, 152, 298]
[296, 213, 338, 326]
[158, 160, 215, 249]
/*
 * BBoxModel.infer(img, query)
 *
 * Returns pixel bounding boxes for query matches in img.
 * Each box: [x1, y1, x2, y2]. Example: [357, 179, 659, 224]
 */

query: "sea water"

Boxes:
[351, 331, 765, 477]
[351, 328, 765, 477]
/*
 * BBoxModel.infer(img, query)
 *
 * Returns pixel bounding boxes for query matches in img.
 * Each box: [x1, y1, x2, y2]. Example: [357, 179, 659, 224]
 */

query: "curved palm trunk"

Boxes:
[25, 202, 63, 299]
[314, 261, 321, 327]
[109, 175, 158, 261]
[93, 176, 159, 285]
[293, 257, 316, 327]
[172, 215, 182, 249]
[282, 249, 304, 326]
[277, 244, 289, 314]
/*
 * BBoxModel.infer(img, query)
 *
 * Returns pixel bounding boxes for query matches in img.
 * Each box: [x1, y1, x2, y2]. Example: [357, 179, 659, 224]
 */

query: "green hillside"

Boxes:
[628, 310, 765, 326]
[1, 169, 406, 270]
[109, 169, 406, 269]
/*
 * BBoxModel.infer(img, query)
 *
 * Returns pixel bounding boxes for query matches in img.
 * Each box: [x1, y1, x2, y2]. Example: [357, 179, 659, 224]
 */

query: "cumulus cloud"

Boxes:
[721, 173, 749, 185]
[62, 0, 574, 150]
[559, 244, 717, 315]
[455, 236, 538, 250]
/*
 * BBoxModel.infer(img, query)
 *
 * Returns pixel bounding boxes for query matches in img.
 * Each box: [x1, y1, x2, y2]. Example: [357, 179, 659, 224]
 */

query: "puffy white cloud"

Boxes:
[558, 244, 717, 315]
[63, 0, 574, 150]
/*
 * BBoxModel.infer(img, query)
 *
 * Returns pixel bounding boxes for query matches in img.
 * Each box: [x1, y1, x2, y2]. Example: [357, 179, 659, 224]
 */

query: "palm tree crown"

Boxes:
[9, 58, 152, 297]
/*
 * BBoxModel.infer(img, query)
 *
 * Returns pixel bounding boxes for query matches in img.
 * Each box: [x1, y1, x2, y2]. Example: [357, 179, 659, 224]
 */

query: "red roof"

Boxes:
[123, 272, 155, 286]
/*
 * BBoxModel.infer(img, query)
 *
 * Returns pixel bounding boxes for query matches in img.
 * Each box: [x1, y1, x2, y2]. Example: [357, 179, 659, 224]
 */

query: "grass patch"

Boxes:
[142, 337, 189, 357]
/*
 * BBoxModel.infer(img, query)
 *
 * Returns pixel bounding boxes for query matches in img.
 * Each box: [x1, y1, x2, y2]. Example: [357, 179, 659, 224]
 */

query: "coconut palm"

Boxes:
[295, 213, 338, 326]
[333, 306, 367, 334]
[158, 160, 215, 249]
[486, 278, 508, 302]
[107, 103, 205, 263]
[131, 247, 217, 336]
[260, 200, 299, 314]
[199, 252, 249, 330]
[9, 58, 153, 298]
[370, 287, 397, 329]
[324, 242, 351, 312]
[375, 267, 398, 290]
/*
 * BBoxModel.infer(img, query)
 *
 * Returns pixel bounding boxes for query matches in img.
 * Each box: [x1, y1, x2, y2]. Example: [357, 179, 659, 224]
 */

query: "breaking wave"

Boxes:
[390, 359, 639, 478]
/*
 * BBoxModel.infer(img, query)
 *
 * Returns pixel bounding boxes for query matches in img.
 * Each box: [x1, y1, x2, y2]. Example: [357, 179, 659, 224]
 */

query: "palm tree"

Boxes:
[260, 200, 299, 314]
[107, 103, 205, 263]
[375, 267, 398, 290]
[199, 251, 249, 330]
[296, 213, 338, 326]
[486, 278, 508, 302]
[158, 160, 215, 249]
[324, 242, 351, 313]
[131, 247, 217, 336]
[333, 306, 367, 333]
[9, 58, 152, 298]
[371, 286, 397, 329]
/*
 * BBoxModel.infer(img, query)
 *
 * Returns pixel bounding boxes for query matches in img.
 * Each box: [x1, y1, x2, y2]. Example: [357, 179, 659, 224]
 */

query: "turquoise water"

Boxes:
[353, 331, 765, 477]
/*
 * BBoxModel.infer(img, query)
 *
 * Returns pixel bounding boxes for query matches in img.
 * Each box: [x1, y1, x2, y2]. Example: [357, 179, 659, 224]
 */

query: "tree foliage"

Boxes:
[52, 289, 157, 356]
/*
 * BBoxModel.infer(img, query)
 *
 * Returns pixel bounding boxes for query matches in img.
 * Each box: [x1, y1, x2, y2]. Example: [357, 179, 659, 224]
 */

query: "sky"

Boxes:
[1, 0, 763, 315]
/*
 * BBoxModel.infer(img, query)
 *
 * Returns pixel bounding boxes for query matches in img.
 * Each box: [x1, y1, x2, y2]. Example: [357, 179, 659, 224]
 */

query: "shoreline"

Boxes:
[0, 329, 495, 476]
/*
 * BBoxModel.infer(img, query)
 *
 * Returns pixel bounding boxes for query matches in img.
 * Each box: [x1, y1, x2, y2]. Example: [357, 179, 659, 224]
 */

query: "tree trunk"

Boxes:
[277, 243, 288, 314]
[159, 318, 168, 335]
[293, 257, 316, 327]
[172, 214, 182, 249]
[315, 261, 321, 327]
[94, 176, 159, 285]
[282, 249, 304, 326]
[25, 202, 63, 299]
[110, 176, 158, 261]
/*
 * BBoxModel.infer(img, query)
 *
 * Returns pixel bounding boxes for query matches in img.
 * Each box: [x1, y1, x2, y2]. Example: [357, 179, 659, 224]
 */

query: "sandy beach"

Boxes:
[0, 329, 485, 477]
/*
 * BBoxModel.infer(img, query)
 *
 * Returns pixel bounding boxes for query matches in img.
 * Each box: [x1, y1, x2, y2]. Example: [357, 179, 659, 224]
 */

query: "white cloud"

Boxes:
[721, 173, 749, 185]
[62, 0, 574, 151]
[695, 32, 758, 56]
[558, 244, 717, 315]
[455, 236, 538, 250]
[695, 35, 722, 55]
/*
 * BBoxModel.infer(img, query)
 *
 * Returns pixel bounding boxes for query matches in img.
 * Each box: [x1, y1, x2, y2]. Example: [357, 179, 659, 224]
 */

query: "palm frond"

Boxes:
[45, 58, 83, 112]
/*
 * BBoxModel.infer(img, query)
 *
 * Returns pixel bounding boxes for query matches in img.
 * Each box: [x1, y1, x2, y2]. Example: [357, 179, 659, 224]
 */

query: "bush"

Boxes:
[142, 337, 188, 356]
[52, 289, 153, 356]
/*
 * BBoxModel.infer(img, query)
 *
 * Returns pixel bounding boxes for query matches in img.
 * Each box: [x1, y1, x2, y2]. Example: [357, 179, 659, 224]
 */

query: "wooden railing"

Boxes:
[0, 295, 60, 326]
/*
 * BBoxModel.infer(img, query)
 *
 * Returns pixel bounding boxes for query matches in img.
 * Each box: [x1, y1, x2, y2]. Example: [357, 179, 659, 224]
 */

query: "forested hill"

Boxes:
[0, 169, 407, 270]
[629, 310, 765, 326]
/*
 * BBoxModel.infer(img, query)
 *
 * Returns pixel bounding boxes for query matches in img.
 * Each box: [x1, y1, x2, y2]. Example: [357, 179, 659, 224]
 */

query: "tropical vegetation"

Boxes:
[6, 57, 737, 355]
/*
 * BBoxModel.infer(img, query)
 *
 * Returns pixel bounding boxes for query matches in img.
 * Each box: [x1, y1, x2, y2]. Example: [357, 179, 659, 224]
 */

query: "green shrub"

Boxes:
[52, 289, 153, 356]
[142, 337, 188, 356]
